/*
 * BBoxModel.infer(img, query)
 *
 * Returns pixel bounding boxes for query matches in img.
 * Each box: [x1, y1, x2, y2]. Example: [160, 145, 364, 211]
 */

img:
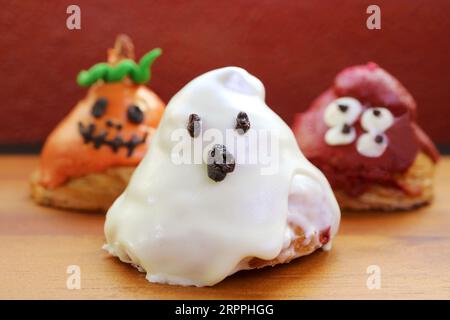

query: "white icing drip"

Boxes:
[287, 174, 338, 248]
[104, 67, 340, 286]
[283, 225, 296, 249]
[322, 242, 332, 251]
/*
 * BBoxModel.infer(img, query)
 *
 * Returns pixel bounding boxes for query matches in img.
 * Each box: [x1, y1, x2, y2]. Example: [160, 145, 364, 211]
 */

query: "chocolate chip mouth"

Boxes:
[78, 122, 147, 157]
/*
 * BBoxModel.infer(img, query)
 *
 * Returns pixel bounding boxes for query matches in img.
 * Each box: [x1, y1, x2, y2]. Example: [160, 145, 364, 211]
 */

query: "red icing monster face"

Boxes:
[293, 62, 439, 196]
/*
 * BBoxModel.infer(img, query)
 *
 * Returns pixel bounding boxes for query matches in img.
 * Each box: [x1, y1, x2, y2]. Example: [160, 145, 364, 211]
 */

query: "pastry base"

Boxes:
[30, 166, 135, 212]
[104, 223, 328, 286]
[237, 225, 326, 272]
[335, 152, 435, 211]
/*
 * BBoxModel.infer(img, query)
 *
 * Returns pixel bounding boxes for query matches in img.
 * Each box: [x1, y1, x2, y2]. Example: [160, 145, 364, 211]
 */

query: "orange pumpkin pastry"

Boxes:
[31, 34, 165, 211]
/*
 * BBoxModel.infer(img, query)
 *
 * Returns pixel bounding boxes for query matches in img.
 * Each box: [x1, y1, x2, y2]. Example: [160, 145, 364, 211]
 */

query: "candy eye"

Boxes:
[361, 107, 394, 133]
[127, 105, 144, 124]
[356, 132, 388, 157]
[324, 97, 362, 127]
[91, 98, 108, 118]
[324, 123, 356, 145]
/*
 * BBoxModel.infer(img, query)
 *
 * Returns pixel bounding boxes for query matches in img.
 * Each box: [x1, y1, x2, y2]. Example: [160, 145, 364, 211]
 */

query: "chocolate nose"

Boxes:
[207, 144, 236, 182]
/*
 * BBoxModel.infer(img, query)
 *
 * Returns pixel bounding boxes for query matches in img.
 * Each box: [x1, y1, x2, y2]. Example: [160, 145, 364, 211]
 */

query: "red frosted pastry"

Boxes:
[293, 62, 439, 210]
[31, 34, 165, 211]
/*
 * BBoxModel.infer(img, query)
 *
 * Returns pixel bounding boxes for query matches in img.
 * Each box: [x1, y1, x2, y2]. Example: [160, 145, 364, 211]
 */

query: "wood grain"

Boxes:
[0, 155, 449, 299]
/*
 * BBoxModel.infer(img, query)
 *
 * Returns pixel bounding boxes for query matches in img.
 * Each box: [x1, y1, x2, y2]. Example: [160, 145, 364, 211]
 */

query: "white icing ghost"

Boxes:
[104, 67, 340, 287]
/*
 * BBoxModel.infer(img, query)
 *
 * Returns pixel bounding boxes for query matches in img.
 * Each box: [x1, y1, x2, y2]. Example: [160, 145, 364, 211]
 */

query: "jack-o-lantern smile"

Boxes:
[36, 34, 166, 191]
[78, 97, 149, 157]
[78, 122, 148, 157]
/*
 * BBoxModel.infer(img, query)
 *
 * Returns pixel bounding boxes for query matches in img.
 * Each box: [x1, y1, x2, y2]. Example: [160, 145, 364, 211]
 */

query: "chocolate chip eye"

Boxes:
[91, 98, 108, 118]
[235, 111, 250, 134]
[127, 105, 144, 124]
[187, 114, 201, 138]
[338, 104, 348, 113]
[373, 109, 381, 117]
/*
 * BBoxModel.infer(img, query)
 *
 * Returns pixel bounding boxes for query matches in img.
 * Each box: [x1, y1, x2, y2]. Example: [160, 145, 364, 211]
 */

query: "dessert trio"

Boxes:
[31, 35, 439, 286]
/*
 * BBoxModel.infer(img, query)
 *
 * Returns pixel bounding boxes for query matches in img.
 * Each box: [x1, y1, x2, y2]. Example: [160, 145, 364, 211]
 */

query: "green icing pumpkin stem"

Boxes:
[77, 48, 162, 87]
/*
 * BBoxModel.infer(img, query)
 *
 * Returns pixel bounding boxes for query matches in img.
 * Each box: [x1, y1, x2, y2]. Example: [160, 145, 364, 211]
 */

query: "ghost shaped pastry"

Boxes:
[293, 62, 439, 211]
[31, 34, 165, 211]
[104, 67, 340, 287]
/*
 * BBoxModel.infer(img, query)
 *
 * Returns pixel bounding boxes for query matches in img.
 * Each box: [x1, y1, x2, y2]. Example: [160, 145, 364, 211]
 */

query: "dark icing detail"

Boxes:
[106, 120, 123, 130]
[341, 124, 352, 134]
[78, 122, 147, 157]
[207, 144, 235, 182]
[337, 104, 348, 113]
[374, 134, 384, 144]
[373, 109, 381, 117]
[109, 136, 124, 152]
[127, 105, 144, 124]
[187, 114, 201, 138]
[124, 133, 148, 157]
[79, 122, 95, 143]
[91, 98, 108, 118]
[235, 111, 250, 134]
[92, 131, 108, 149]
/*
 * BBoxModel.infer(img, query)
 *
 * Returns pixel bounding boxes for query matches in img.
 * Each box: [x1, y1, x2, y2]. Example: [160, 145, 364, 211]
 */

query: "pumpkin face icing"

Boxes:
[78, 82, 158, 157]
[38, 35, 165, 189]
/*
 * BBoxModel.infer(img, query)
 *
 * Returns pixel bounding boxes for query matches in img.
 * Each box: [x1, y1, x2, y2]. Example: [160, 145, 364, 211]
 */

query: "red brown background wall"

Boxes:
[1, 0, 449, 147]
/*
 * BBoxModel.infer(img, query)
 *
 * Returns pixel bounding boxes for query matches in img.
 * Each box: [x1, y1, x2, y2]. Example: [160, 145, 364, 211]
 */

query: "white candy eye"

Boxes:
[324, 97, 362, 127]
[356, 132, 388, 157]
[361, 107, 394, 133]
[324, 124, 356, 145]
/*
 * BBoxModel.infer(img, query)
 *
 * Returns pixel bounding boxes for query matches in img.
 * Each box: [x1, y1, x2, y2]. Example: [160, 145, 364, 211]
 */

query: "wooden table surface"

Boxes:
[0, 155, 449, 300]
